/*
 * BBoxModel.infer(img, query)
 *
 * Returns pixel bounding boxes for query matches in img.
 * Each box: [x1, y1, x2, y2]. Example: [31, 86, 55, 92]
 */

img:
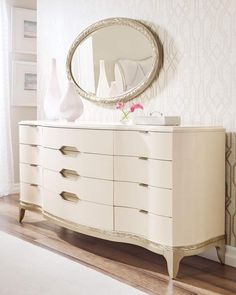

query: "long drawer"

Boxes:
[114, 181, 172, 217]
[20, 163, 42, 185]
[42, 148, 113, 180]
[43, 189, 113, 230]
[42, 127, 113, 155]
[114, 156, 172, 189]
[43, 169, 113, 205]
[114, 131, 172, 160]
[20, 144, 41, 166]
[20, 182, 42, 206]
[115, 207, 172, 245]
[19, 125, 41, 145]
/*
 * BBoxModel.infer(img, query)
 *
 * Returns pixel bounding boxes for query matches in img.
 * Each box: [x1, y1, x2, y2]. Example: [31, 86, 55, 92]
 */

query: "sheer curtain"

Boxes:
[0, 0, 13, 197]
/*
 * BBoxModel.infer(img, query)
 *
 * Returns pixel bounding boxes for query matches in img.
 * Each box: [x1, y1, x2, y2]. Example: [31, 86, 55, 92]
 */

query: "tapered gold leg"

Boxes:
[216, 240, 225, 264]
[164, 250, 183, 279]
[19, 207, 25, 223]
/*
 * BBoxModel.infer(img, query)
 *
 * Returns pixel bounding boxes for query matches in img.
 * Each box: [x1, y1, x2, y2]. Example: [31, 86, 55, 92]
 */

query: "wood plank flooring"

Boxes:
[0, 194, 236, 295]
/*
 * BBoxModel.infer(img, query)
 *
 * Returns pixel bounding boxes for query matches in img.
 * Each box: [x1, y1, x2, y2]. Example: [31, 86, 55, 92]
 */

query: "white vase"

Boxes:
[59, 81, 83, 122]
[43, 58, 61, 120]
[96, 59, 110, 97]
[109, 81, 119, 97]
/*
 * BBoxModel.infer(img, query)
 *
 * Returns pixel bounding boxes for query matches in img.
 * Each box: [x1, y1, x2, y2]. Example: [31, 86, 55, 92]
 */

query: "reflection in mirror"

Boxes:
[71, 25, 154, 98]
[67, 18, 162, 104]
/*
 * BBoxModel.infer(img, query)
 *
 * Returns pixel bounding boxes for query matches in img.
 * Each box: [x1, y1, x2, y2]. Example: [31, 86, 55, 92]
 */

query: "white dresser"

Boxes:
[19, 121, 225, 278]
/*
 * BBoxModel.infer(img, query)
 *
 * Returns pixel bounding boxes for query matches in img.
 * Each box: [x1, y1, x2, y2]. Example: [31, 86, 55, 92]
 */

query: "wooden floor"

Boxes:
[0, 195, 236, 295]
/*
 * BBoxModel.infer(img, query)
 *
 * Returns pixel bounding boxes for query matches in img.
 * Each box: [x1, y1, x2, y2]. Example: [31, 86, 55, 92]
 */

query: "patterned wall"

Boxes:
[37, 0, 236, 246]
[226, 133, 236, 246]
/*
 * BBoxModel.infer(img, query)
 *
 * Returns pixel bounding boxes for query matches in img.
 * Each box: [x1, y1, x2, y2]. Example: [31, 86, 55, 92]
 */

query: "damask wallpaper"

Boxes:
[37, 0, 236, 246]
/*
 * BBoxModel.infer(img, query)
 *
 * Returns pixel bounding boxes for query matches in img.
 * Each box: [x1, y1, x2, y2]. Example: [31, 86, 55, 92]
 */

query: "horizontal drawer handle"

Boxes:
[30, 183, 38, 187]
[29, 144, 38, 147]
[59, 146, 80, 157]
[60, 191, 79, 203]
[60, 169, 80, 179]
[139, 209, 148, 214]
[29, 164, 38, 167]
[138, 156, 148, 160]
[139, 183, 148, 187]
[138, 131, 149, 134]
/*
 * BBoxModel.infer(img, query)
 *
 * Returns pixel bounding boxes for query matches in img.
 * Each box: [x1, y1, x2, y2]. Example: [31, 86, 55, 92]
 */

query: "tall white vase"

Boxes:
[59, 81, 84, 122]
[96, 59, 110, 97]
[43, 58, 61, 120]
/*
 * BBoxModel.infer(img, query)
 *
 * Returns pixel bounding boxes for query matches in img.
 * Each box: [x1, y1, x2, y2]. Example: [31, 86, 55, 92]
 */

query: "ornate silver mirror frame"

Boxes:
[66, 17, 163, 105]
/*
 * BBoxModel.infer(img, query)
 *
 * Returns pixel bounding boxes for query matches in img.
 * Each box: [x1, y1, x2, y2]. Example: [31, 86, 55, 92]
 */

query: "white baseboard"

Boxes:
[200, 245, 236, 268]
[10, 183, 20, 194]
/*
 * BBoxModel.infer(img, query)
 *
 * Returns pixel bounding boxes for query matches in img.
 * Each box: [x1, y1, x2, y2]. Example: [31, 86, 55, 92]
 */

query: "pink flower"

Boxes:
[116, 102, 125, 110]
[130, 103, 144, 113]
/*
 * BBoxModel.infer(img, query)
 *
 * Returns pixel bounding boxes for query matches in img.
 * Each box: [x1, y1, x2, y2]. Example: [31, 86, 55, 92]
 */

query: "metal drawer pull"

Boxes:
[30, 164, 38, 167]
[139, 183, 148, 187]
[30, 183, 38, 187]
[138, 131, 149, 134]
[60, 169, 80, 180]
[59, 146, 80, 157]
[29, 144, 38, 147]
[139, 209, 148, 214]
[138, 156, 148, 160]
[60, 191, 79, 203]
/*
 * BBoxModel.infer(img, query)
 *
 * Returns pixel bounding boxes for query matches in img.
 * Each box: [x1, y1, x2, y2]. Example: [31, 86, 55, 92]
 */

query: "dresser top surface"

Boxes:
[19, 120, 225, 133]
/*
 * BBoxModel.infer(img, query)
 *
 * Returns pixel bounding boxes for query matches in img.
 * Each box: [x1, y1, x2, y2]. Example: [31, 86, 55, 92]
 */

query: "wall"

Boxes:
[37, 0, 236, 247]
[7, 0, 37, 186]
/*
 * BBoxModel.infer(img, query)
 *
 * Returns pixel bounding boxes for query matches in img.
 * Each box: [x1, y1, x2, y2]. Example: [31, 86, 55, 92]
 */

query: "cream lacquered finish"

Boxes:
[43, 189, 113, 230]
[114, 181, 172, 217]
[43, 169, 113, 206]
[20, 163, 42, 186]
[20, 144, 41, 166]
[19, 125, 41, 145]
[42, 127, 113, 154]
[42, 148, 113, 180]
[115, 207, 172, 245]
[114, 156, 172, 188]
[20, 183, 42, 206]
[19, 124, 43, 208]
[19, 121, 226, 279]
[114, 131, 172, 159]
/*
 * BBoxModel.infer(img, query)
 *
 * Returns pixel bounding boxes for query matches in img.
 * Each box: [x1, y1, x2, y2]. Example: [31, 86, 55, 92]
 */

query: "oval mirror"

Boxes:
[67, 18, 162, 105]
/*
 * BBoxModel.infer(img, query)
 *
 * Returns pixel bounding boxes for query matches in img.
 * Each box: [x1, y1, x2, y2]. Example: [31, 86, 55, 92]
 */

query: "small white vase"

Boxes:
[44, 58, 61, 120]
[96, 59, 110, 97]
[59, 81, 83, 122]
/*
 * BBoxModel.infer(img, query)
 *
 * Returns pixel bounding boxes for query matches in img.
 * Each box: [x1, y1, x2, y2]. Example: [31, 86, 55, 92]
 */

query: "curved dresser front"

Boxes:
[19, 121, 226, 278]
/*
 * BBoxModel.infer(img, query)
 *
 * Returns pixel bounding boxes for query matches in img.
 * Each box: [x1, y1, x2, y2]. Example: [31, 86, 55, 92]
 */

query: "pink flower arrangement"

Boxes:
[116, 102, 143, 121]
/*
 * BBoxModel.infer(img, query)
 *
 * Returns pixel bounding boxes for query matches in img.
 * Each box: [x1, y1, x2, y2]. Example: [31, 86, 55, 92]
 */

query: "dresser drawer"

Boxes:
[114, 181, 172, 217]
[114, 156, 172, 189]
[20, 144, 41, 165]
[42, 127, 113, 155]
[115, 207, 172, 245]
[42, 148, 113, 180]
[20, 163, 42, 185]
[43, 189, 113, 230]
[114, 131, 172, 160]
[43, 169, 113, 205]
[19, 125, 41, 145]
[20, 182, 42, 207]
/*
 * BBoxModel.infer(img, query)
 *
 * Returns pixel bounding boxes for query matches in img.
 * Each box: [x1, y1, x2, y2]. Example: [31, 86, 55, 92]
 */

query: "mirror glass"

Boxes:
[67, 18, 162, 104]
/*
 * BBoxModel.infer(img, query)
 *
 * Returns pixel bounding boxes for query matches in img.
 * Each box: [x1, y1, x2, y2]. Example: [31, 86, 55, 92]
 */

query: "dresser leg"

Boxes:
[164, 250, 183, 279]
[216, 240, 225, 264]
[19, 208, 25, 223]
